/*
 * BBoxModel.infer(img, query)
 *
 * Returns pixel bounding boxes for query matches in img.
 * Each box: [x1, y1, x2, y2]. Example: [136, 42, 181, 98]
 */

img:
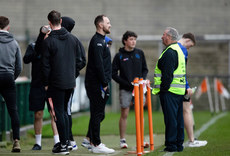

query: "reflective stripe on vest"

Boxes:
[152, 43, 186, 95]
[154, 73, 185, 78]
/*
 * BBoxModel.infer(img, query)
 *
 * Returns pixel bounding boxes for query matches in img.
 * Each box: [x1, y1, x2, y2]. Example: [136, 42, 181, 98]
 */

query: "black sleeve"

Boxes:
[112, 53, 131, 87]
[141, 51, 148, 79]
[75, 38, 86, 74]
[35, 32, 46, 55]
[159, 49, 178, 92]
[23, 43, 36, 64]
[14, 44, 22, 80]
[93, 40, 108, 87]
[42, 39, 51, 86]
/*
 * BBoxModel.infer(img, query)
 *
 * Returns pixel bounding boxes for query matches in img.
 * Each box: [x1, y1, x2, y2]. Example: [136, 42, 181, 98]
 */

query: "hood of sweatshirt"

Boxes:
[49, 27, 69, 40]
[119, 47, 135, 54]
[0, 32, 14, 43]
[61, 16, 75, 32]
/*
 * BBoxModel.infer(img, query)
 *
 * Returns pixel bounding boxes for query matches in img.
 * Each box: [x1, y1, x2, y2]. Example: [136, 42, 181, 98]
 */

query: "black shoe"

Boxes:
[32, 144, 42, 150]
[162, 148, 177, 152]
[52, 143, 69, 155]
[52, 142, 60, 152]
[67, 140, 73, 151]
[177, 146, 183, 152]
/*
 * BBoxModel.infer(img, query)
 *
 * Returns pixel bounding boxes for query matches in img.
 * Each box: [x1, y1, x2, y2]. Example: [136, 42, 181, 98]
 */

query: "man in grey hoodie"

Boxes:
[0, 16, 22, 152]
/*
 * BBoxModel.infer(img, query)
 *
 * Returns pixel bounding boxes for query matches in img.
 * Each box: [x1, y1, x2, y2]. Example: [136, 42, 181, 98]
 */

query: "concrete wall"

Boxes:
[1, 0, 230, 40]
[1, 0, 229, 77]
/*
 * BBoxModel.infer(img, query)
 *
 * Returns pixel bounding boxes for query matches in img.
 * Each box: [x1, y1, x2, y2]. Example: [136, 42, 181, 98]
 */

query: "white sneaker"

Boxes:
[92, 143, 115, 154]
[188, 140, 208, 147]
[81, 138, 91, 149]
[120, 139, 128, 149]
[70, 141, 78, 151]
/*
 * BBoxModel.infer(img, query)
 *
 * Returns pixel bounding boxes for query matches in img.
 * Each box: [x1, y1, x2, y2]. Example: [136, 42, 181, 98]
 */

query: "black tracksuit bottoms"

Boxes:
[0, 73, 20, 140]
[47, 86, 73, 145]
[85, 85, 109, 146]
[160, 91, 184, 152]
[67, 92, 74, 141]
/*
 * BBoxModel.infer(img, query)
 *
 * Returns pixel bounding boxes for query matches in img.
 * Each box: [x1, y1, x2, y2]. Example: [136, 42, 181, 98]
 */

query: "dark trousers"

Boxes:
[67, 92, 74, 141]
[0, 73, 20, 140]
[68, 115, 74, 141]
[47, 86, 73, 145]
[85, 85, 109, 146]
[160, 91, 184, 152]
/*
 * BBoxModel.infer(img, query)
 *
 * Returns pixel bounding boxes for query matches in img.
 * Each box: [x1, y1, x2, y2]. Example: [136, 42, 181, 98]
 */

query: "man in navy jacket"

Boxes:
[83, 15, 114, 154]
[112, 31, 148, 148]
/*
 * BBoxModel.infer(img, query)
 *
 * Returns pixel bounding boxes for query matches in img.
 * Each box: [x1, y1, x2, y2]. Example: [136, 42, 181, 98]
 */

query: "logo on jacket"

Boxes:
[180, 78, 185, 83]
[135, 53, 140, 59]
[97, 43, 103, 47]
[123, 58, 129, 61]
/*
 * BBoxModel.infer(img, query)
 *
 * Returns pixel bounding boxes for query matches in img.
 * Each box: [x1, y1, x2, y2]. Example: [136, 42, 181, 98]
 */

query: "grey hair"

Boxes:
[166, 27, 179, 41]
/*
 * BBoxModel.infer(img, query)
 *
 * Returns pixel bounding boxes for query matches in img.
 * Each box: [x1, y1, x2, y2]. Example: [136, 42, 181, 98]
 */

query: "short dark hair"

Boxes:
[122, 31, 137, 45]
[182, 33, 196, 45]
[47, 10, 61, 26]
[0, 16, 9, 29]
[94, 15, 106, 28]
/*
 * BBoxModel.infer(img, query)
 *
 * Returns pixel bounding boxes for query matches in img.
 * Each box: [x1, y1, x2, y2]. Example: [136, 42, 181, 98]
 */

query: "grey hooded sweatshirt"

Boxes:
[0, 31, 22, 79]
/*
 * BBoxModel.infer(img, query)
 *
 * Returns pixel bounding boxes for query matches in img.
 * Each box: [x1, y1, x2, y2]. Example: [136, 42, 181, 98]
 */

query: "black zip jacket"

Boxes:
[158, 43, 178, 92]
[112, 47, 148, 91]
[42, 27, 84, 89]
[85, 32, 112, 88]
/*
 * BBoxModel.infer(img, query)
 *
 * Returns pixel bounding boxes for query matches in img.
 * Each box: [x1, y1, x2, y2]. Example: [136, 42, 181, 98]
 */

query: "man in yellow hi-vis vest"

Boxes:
[152, 27, 186, 152]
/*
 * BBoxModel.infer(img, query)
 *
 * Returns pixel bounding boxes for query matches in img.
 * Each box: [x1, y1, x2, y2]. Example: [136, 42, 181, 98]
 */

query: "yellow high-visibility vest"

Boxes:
[152, 43, 186, 95]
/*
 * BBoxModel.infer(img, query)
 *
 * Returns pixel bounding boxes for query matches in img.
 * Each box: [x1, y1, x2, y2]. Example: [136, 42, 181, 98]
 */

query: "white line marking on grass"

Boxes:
[193, 112, 227, 138]
[163, 112, 227, 156]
